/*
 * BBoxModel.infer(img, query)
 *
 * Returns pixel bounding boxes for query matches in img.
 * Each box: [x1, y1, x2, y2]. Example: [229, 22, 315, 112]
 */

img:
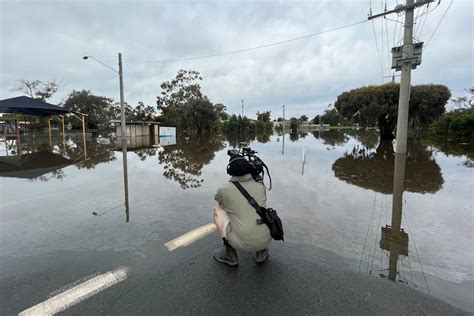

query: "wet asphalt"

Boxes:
[0, 233, 469, 316]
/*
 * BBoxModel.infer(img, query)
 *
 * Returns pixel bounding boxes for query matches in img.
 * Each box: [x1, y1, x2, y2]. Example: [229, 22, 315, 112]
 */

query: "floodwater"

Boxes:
[0, 129, 473, 312]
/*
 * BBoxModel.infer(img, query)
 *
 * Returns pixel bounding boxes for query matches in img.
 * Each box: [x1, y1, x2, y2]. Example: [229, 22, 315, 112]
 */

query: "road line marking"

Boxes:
[165, 223, 216, 251]
[19, 267, 128, 316]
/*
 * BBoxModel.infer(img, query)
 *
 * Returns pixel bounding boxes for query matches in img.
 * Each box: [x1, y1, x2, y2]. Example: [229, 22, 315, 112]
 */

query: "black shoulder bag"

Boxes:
[231, 181, 284, 241]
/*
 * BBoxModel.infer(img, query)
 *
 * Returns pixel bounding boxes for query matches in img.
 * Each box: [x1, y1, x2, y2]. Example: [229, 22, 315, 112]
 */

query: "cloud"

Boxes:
[0, 0, 472, 119]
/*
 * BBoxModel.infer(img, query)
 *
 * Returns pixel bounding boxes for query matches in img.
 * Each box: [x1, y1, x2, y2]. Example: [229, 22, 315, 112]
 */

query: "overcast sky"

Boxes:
[0, 0, 472, 119]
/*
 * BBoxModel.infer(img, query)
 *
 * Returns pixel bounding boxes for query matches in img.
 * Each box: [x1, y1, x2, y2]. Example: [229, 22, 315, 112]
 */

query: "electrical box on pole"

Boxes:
[391, 42, 424, 70]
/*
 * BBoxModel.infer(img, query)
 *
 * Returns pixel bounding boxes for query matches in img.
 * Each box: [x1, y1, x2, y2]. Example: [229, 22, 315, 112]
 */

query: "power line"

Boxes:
[124, 19, 368, 64]
[371, 20, 384, 80]
[425, 0, 453, 48]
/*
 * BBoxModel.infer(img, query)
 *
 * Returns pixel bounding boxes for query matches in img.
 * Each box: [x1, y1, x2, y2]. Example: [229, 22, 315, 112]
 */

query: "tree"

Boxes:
[156, 69, 206, 126]
[63, 90, 115, 129]
[14, 79, 60, 101]
[334, 83, 451, 140]
[182, 99, 218, 134]
[256, 111, 271, 122]
[131, 102, 156, 121]
[299, 115, 309, 122]
[312, 115, 320, 124]
[451, 87, 473, 110]
[214, 103, 229, 120]
[320, 108, 345, 126]
[156, 70, 228, 134]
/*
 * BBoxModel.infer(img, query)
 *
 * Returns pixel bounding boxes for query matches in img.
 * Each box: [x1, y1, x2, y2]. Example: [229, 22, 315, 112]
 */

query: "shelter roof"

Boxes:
[0, 96, 70, 116]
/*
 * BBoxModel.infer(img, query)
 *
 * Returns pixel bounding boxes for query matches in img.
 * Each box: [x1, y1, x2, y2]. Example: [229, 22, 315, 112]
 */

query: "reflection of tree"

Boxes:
[424, 135, 474, 168]
[312, 129, 350, 147]
[226, 133, 256, 149]
[290, 131, 307, 142]
[332, 141, 444, 194]
[66, 137, 116, 169]
[256, 132, 272, 144]
[135, 147, 158, 161]
[158, 134, 225, 189]
[347, 129, 379, 149]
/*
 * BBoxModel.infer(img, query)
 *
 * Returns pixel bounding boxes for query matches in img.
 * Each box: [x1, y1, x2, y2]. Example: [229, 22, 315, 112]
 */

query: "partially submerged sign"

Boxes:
[159, 127, 176, 146]
[159, 127, 176, 137]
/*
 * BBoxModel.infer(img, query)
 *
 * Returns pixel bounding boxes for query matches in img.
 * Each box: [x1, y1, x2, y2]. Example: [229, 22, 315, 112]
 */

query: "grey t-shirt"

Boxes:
[215, 174, 271, 252]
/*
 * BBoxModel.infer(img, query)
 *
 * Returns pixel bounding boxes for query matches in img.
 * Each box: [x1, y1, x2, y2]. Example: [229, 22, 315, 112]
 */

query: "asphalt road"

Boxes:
[1, 234, 468, 315]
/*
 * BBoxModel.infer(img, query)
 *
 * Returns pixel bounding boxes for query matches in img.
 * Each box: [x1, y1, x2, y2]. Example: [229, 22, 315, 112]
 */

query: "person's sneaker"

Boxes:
[213, 245, 238, 267]
[255, 248, 269, 263]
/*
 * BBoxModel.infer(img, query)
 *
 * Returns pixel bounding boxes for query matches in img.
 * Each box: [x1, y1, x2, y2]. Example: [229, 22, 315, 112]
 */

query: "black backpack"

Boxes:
[231, 181, 284, 241]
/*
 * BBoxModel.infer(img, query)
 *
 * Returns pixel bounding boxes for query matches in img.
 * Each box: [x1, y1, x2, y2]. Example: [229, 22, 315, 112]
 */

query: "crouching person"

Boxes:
[213, 151, 272, 266]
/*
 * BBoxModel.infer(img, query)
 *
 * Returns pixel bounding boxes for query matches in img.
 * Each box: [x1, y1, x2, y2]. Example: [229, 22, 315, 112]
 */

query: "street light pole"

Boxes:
[82, 54, 127, 143]
[118, 53, 126, 143]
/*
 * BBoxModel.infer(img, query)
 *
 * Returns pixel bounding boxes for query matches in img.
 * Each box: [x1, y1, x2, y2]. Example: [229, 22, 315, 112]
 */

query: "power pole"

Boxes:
[241, 99, 244, 117]
[118, 53, 126, 144]
[369, 0, 432, 282]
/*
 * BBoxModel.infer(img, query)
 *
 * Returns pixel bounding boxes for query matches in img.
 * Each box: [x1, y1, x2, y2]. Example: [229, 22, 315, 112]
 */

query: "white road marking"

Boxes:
[165, 223, 216, 251]
[19, 267, 128, 316]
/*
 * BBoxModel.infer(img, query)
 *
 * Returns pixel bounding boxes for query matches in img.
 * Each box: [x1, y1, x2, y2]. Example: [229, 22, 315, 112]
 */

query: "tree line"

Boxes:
[13, 74, 469, 140]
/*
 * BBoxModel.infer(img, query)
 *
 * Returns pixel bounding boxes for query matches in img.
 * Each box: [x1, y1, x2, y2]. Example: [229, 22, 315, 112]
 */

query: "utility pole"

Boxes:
[241, 99, 244, 117]
[282, 105, 285, 128]
[118, 53, 126, 144]
[369, 0, 432, 281]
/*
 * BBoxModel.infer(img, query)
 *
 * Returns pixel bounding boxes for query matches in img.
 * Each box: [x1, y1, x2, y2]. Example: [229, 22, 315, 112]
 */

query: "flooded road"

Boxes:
[1, 129, 473, 313]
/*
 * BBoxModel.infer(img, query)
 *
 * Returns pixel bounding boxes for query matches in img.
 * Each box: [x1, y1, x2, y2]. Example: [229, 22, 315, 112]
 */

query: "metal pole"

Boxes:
[119, 53, 127, 145]
[48, 118, 52, 147]
[241, 99, 244, 117]
[391, 0, 414, 237]
[394, 0, 414, 155]
[119, 53, 129, 223]
[122, 138, 130, 223]
[15, 119, 20, 155]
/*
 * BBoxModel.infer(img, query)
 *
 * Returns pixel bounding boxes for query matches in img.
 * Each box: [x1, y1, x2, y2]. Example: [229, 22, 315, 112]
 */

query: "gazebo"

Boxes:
[0, 96, 88, 157]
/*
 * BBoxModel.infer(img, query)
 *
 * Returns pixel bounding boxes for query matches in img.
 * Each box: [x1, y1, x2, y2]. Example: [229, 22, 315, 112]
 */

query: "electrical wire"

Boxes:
[124, 20, 368, 64]
[425, 0, 453, 48]
[371, 20, 385, 81]
[385, 18, 391, 76]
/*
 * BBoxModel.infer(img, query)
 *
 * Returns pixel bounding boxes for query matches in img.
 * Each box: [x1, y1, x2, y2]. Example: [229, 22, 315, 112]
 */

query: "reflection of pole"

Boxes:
[389, 152, 407, 281]
[48, 118, 52, 147]
[388, 241, 401, 281]
[122, 140, 130, 223]
[282, 132, 285, 155]
[82, 115, 88, 159]
[15, 120, 20, 155]
[391, 153, 406, 238]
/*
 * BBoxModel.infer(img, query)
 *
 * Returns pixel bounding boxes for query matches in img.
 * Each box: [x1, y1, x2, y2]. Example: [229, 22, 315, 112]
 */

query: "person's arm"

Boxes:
[214, 188, 224, 207]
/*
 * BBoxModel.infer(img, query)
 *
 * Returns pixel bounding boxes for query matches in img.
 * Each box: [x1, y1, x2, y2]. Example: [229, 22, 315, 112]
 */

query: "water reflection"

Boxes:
[383, 152, 411, 283]
[122, 139, 130, 223]
[424, 135, 474, 168]
[158, 134, 225, 189]
[312, 129, 350, 149]
[0, 151, 73, 181]
[332, 141, 443, 194]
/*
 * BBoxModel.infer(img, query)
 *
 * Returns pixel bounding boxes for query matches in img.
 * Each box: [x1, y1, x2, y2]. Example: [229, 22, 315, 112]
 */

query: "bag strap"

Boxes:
[231, 181, 266, 225]
[231, 181, 261, 211]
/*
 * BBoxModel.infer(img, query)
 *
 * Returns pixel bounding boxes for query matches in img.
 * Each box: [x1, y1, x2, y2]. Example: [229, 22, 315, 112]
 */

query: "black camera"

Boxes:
[226, 147, 271, 189]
